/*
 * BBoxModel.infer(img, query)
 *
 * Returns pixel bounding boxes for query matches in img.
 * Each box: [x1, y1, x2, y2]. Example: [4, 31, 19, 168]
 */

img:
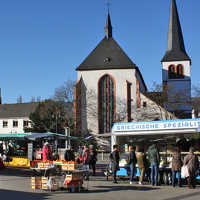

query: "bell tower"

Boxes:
[161, 0, 191, 118]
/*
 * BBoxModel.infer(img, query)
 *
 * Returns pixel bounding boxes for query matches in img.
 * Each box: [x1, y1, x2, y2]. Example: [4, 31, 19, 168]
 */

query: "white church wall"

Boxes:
[78, 68, 138, 134]
[137, 94, 176, 121]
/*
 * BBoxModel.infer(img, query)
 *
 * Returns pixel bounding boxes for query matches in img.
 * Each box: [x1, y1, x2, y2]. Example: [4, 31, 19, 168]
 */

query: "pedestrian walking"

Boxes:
[127, 145, 137, 184]
[88, 145, 97, 176]
[110, 145, 120, 183]
[184, 147, 199, 189]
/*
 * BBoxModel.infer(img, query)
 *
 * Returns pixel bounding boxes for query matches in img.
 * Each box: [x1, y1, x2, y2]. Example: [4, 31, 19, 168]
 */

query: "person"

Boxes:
[147, 143, 160, 186]
[42, 142, 53, 161]
[184, 147, 199, 189]
[127, 145, 137, 184]
[136, 145, 145, 185]
[110, 144, 120, 183]
[171, 146, 182, 187]
[34, 145, 42, 160]
[88, 145, 97, 176]
[0, 142, 4, 158]
[64, 146, 75, 162]
[80, 145, 90, 180]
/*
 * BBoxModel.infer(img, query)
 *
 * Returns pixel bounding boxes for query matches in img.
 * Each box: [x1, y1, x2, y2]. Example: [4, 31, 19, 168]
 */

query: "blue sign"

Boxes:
[112, 118, 200, 133]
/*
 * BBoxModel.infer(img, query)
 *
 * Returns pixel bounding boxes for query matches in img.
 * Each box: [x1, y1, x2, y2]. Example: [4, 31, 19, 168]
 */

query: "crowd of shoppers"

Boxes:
[109, 144, 199, 189]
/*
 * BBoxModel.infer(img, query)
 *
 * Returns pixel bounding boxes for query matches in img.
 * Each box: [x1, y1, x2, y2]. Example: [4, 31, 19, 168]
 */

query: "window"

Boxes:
[13, 120, 18, 128]
[168, 65, 176, 79]
[143, 102, 147, 108]
[23, 120, 29, 127]
[3, 121, 8, 128]
[176, 64, 184, 78]
[127, 81, 132, 122]
[98, 75, 115, 134]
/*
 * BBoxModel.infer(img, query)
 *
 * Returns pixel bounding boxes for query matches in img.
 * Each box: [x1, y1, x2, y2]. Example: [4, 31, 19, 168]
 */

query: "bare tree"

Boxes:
[53, 80, 75, 102]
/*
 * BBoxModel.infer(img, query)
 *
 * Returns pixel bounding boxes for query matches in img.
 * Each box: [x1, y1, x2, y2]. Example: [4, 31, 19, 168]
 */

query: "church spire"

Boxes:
[162, 0, 190, 62]
[105, 11, 112, 39]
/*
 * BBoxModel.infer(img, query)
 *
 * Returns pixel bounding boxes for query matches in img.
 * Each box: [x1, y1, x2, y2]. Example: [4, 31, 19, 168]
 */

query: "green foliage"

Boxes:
[25, 99, 74, 133]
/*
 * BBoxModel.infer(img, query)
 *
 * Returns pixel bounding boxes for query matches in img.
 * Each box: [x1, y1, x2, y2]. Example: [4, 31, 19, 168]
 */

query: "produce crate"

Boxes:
[31, 177, 42, 190]
[65, 173, 82, 181]
[67, 163, 82, 170]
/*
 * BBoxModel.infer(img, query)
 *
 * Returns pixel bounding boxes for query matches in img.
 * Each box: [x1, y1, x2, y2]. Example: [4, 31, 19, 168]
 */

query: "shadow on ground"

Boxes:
[0, 167, 34, 177]
[0, 189, 50, 200]
[87, 184, 160, 193]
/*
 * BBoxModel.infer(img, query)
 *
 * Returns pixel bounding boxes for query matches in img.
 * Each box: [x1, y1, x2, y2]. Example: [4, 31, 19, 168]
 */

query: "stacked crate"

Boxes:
[31, 177, 42, 190]
[41, 176, 59, 191]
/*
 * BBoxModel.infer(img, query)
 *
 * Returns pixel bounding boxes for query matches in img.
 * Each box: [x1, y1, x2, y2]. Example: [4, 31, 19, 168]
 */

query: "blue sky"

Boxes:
[0, 0, 199, 104]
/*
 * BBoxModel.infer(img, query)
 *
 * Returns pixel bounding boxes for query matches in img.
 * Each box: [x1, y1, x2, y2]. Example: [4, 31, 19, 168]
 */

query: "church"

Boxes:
[73, 0, 192, 140]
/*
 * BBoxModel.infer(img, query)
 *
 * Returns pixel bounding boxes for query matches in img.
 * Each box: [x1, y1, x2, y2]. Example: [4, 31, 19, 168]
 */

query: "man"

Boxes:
[88, 145, 97, 176]
[127, 145, 137, 184]
[110, 145, 120, 183]
[64, 146, 75, 161]
[147, 143, 160, 186]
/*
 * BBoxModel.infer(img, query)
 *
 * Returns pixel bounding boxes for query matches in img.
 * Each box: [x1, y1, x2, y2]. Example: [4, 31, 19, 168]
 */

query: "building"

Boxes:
[73, 2, 182, 139]
[0, 103, 38, 134]
[161, 0, 192, 118]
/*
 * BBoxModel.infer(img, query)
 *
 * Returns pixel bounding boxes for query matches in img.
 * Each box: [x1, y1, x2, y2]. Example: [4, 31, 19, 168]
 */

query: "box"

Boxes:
[31, 177, 42, 190]
[65, 173, 82, 181]
[67, 164, 82, 170]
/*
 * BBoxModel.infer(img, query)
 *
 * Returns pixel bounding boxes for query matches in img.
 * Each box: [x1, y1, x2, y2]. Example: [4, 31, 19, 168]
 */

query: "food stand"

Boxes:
[110, 118, 200, 184]
[30, 160, 87, 192]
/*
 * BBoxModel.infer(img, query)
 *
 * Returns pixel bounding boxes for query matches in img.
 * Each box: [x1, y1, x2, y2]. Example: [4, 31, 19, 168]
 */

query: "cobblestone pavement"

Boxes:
[1, 167, 200, 200]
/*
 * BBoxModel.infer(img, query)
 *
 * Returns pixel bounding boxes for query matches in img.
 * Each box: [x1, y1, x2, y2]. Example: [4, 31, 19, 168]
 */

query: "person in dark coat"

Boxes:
[171, 146, 183, 187]
[147, 144, 160, 186]
[110, 145, 120, 183]
[88, 145, 97, 176]
[127, 145, 137, 184]
[64, 146, 75, 161]
[184, 147, 199, 189]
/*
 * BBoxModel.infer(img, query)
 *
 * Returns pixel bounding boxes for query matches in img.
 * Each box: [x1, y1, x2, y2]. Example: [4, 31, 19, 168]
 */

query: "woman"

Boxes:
[184, 147, 199, 189]
[171, 146, 182, 187]
[136, 145, 145, 185]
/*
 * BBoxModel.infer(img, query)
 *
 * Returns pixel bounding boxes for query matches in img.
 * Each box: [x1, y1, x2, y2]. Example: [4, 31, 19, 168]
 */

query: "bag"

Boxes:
[181, 165, 189, 178]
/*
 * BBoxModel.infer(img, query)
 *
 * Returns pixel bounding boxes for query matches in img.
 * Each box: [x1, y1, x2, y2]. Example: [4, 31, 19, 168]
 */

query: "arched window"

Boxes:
[98, 75, 115, 134]
[168, 65, 176, 79]
[176, 64, 184, 78]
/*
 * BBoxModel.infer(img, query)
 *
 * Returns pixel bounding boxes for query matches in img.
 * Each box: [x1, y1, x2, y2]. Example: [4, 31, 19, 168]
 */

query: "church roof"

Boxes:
[161, 0, 190, 62]
[76, 12, 137, 71]
[76, 37, 137, 71]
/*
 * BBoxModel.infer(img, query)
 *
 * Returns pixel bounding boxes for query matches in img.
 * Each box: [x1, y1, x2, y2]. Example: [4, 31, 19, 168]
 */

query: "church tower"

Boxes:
[161, 0, 191, 118]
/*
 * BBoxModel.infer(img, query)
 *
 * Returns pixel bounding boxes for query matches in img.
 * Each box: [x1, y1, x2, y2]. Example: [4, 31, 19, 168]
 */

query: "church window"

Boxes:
[168, 65, 176, 79]
[98, 75, 115, 133]
[176, 64, 184, 78]
[143, 101, 147, 108]
[127, 81, 132, 122]
[104, 57, 111, 63]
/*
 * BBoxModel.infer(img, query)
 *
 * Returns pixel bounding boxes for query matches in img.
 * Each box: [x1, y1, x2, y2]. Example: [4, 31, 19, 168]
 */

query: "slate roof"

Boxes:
[161, 0, 190, 62]
[0, 102, 38, 119]
[76, 37, 137, 71]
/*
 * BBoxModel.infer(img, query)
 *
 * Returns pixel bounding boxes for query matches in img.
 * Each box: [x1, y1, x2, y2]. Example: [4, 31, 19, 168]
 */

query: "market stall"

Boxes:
[30, 160, 87, 192]
[110, 118, 200, 184]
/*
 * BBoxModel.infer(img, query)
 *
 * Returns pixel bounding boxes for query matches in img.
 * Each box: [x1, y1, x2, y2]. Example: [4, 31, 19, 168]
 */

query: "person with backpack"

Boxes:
[110, 145, 120, 183]
[147, 143, 160, 186]
[127, 145, 137, 184]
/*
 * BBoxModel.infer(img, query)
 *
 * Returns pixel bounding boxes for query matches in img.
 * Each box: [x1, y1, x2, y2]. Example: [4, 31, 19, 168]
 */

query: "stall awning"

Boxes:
[0, 133, 32, 140]
[24, 132, 77, 141]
